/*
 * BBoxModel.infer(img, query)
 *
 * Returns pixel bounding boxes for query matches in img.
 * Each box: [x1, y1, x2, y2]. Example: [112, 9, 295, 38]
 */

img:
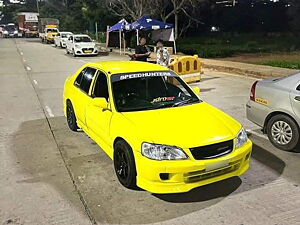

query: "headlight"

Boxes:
[14, 30, 18, 34]
[75, 44, 80, 48]
[235, 127, 248, 149]
[142, 142, 188, 160]
[3, 31, 8, 34]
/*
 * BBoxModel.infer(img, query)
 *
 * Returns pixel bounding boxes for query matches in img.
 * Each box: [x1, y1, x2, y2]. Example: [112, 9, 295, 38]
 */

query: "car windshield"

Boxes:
[47, 28, 58, 33]
[74, 36, 92, 43]
[111, 71, 201, 112]
[61, 33, 71, 38]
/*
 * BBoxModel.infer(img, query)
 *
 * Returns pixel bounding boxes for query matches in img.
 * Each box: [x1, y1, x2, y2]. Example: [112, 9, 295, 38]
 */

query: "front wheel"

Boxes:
[267, 114, 300, 152]
[66, 48, 69, 54]
[66, 101, 78, 132]
[114, 140, 137, 189]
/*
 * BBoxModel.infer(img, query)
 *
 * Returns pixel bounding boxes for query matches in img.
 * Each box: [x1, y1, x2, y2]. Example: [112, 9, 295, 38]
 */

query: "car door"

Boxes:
[72, 67, 98, 127]
[85, 71, 113, 147]
[290, 81, 300, 120]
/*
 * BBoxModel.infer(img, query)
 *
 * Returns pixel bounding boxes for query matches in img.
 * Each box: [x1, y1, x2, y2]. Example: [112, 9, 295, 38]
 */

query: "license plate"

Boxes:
[84, 50, 92, 53]
[205, 160, 229, 172]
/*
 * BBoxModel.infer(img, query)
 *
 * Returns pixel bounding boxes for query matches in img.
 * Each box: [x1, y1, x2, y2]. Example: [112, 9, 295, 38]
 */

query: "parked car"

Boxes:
[65, 34, 98, 57]
[3, 23, 18, 38]
[246, 72, 300, 152]
[54, 31, 73, 48]
[63, 61, 252, 193]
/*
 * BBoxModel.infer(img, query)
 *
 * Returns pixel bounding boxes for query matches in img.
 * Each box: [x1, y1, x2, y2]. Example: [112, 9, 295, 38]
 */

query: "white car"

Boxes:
[54, 32, 73, 48]
[65, 34, 98, 57]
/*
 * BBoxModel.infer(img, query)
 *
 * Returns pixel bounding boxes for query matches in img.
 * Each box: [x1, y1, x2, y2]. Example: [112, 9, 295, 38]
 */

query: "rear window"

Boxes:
[74, 67, 97, 94]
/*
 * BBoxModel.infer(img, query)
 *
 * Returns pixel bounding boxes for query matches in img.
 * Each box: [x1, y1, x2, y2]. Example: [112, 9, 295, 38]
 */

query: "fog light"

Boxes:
[159, 173, 169, 180]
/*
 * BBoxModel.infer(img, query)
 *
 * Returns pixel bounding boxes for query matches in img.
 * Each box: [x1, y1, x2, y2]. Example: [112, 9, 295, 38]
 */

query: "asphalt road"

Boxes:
[1, 38, 300, 225]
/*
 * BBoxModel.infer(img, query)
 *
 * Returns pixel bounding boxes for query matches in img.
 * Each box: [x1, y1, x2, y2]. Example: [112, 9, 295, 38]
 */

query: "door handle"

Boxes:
[294, 96, 300, 101]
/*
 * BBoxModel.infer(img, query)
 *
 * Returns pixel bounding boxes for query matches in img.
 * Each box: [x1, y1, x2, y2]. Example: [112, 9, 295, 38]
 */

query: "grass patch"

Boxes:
[260, 60, 300, 69]
[177, 33, 300, 58]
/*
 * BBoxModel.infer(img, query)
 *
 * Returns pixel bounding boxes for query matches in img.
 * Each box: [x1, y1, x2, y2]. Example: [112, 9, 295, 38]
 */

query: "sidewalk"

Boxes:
[201, 58, 299, 79]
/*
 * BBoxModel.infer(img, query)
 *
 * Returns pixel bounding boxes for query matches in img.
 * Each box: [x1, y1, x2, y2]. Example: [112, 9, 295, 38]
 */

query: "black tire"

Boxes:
[66, 48, 69, 54]
[267, 114, 300, 152]
[66, 101, 78, 132]
[114, 140, 137, 189]
[54, 43, 57, 47]
[60, 42, 63, 48]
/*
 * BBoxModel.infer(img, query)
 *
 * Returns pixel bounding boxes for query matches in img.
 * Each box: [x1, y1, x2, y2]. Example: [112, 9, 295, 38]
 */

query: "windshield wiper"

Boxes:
[172, 98, 199, 107]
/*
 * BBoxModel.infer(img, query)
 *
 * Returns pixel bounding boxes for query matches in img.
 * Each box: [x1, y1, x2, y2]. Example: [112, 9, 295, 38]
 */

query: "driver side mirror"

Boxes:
[193, 87, 200, 95]
[92, 97, 108, 109]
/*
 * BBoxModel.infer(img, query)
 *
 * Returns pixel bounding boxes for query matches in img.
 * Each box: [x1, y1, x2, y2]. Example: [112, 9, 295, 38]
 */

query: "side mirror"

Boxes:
[193, 87, 200, 95]
[92, 97, 108, 109]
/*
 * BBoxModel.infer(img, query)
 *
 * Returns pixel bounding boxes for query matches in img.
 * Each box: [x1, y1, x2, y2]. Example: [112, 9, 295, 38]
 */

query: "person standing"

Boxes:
[135, 37, 151, 62]
[156, 40, 170, 67]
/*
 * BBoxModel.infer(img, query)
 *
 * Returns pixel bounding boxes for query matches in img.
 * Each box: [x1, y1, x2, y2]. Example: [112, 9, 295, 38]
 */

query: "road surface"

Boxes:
[1, 38, 300, 225]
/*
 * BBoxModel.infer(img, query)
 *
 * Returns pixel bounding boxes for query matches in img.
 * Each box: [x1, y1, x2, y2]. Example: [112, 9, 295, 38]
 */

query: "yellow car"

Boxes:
[63, 61, 252, 194]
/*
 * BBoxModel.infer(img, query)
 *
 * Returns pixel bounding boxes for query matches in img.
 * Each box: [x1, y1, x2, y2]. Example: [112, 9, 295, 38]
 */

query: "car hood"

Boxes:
[75, 42, 95, 48]
[121, 102, 241, 148]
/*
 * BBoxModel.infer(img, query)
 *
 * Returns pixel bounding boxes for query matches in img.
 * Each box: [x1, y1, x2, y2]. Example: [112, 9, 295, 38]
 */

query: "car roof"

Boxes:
[276, 72, 300, 88]
[74, 34, 90, 37]
[86, 61, 170, 75]
[60, 31, 72, 34]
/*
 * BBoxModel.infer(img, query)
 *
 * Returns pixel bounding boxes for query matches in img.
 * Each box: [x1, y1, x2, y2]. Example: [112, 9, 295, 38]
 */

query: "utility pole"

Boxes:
[36, 0, 40, 14]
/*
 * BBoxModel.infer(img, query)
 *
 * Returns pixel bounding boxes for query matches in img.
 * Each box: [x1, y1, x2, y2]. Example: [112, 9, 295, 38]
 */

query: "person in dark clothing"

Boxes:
[135, 37, 151, 62]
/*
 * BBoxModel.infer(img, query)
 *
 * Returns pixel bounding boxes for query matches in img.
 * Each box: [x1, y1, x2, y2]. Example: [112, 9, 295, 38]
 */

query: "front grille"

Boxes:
[190, 140, 233, 160]
[82, 48, 94, 51]
[184, 160, 241, 183]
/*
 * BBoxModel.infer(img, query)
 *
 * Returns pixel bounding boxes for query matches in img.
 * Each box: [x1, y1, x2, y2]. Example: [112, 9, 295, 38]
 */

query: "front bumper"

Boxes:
[74, 48, 98, 56]
[135, 139, 252, 193]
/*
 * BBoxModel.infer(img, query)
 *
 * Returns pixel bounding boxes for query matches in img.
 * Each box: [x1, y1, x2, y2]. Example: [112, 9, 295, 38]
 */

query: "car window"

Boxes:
[74, 36, 92, 43]
[74, 67, 97, 94]
[296, 83, 300, 91]
[68, 36, 73, 41]
[57, 33, 60, 36]
[111, 71, 200, 112]
[93, 72, 109, 100]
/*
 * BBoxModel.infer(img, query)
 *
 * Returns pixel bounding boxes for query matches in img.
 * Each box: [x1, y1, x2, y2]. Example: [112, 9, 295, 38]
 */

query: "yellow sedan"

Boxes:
[63, 61, 252, 193]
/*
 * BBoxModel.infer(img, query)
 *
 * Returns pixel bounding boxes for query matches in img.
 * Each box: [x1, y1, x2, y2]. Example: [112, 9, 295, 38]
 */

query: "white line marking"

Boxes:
[26, 66, 31, 71]
[246, 129, 268, 140]
[33, 80, 38, 85]
[45, 105, 54, 117]
[20, 52, 23, 55]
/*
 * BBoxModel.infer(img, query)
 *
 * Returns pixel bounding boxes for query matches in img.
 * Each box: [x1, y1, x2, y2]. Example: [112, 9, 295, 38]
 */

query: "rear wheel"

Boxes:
[267, 114, 300, 152]
[72, 48, 76, 57]
[66, 101, 78, 132]
[114, 140, 137, 189]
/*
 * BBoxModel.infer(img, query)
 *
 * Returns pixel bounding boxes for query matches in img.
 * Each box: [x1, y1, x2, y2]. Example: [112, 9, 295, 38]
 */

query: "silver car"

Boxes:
[246, 72, 300, 152]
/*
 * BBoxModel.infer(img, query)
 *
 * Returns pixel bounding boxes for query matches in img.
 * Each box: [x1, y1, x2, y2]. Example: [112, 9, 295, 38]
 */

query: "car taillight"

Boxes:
[250, 81, 258, 101]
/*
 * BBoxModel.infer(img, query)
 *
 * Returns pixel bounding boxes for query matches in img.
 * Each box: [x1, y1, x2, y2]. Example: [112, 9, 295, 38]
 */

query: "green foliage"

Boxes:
[260, 60, 300, 70]
[177, 33, 300, 58]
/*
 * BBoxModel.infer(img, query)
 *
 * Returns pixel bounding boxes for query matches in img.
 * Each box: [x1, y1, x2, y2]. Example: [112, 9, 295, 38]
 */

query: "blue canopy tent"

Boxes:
[128, 16, 176, 54]
[106, 19, 129, 54]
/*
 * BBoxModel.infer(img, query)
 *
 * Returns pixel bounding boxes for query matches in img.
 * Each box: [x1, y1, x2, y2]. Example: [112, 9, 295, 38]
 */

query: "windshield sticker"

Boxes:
[111, 71, 176, 82]
[151, 96, 175, 103]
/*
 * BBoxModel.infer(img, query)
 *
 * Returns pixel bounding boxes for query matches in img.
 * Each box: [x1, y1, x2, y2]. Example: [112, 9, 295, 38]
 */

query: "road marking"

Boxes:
[45, 105, 54, 117]
[26, 66, 31, 71]
[80, 59, 86, 63]
[246, 129, 268, 140]
[33, 79, 38, 85]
